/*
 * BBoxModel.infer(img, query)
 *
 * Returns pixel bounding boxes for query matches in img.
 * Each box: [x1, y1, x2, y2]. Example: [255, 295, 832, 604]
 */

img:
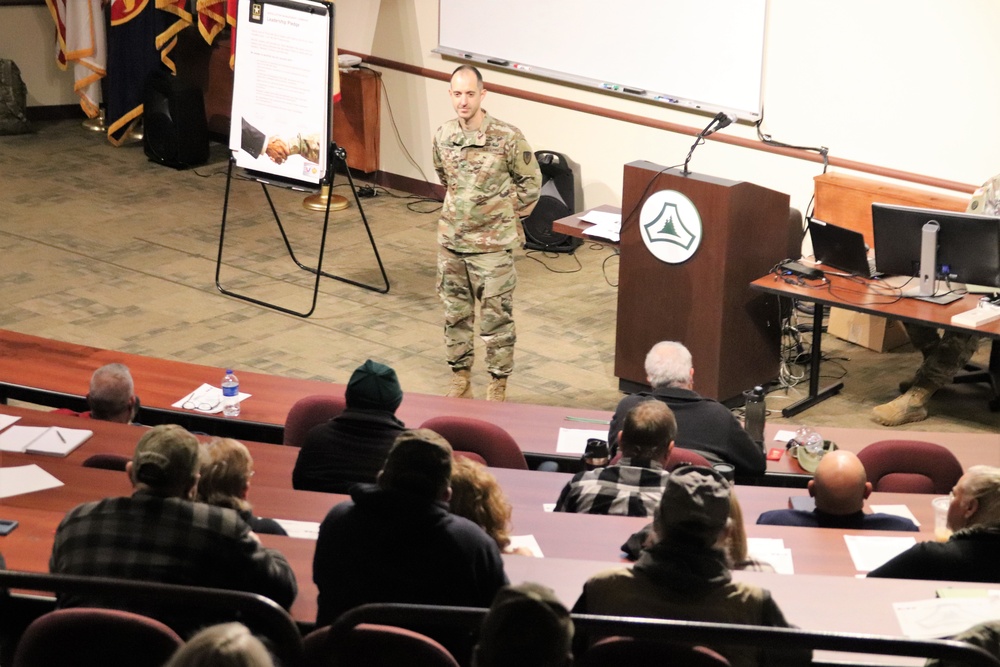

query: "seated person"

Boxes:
[54, 362, 140, 423]
[472, 583, 573, 667]
[926, 620, 1000, 667]
[197, 437, 287, 536]
[292, 359, 406, 493]
[450, 456, 532, 555]
[49, 425, 297, 632]
[554, 401, 676, 517]
[572, 465, 809, 667]
[313, 428, 507, 627]
[869, 465, 1000, 582]
[608, 341, 766, 478]
[164, 622, 274, 667]
[756, 450, 918, 531]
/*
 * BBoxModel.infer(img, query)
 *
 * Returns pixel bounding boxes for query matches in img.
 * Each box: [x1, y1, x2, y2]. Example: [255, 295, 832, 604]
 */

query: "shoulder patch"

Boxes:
[523, 151, 532, 165]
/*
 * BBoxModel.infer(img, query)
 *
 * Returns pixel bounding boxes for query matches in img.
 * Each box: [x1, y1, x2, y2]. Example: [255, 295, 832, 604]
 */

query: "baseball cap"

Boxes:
[658, 465, 731, 542]
[131, 424, 200, 492]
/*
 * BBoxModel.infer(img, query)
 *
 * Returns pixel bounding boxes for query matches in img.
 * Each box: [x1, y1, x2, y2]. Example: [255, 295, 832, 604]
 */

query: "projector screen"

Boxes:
[436, 0, 767, 120]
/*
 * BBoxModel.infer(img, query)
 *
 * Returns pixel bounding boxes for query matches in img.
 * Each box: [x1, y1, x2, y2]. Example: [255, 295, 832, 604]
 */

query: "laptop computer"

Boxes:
[808, 218, 875, 278]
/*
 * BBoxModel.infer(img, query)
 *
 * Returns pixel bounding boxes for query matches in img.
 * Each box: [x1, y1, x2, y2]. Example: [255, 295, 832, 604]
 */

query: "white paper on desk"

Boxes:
[0, 464, 64, 499]
[871, 504, 921, 527]
[747, 537, 795, 574]
[172, 383, 252, 415]
[844, 534, 917, 572]
[556, 428, 607, 455]
[894, 596, 1000, 639]
[0, 414, 21, 431]
[579, 210, 621, 226]
[773, 430, 797, 443]
[583, 225, 620, 243]
[0, 426, 49, 452]
[508, 534, 544, 558]
[273, 518, 320, 540]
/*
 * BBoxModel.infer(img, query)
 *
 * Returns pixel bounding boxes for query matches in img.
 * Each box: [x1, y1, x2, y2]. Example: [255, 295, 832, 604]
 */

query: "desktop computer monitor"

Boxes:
[872, 202, 1000, 290]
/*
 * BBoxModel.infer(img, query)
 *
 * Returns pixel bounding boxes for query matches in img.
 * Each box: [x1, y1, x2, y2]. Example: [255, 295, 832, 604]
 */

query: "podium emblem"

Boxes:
[639, 190, 702, 264]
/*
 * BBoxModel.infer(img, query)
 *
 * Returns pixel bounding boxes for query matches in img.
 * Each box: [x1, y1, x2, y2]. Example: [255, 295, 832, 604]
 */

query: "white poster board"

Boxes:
[229, 0, 333, 187]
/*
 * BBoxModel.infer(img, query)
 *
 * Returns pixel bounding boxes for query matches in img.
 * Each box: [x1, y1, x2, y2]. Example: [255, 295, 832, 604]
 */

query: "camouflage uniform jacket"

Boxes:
[433, 111, 541, 253]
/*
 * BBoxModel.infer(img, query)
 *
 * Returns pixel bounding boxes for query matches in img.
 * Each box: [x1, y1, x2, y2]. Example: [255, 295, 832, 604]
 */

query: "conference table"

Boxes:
[750, 268, 1000, 417]
[2, 402, 995, 664]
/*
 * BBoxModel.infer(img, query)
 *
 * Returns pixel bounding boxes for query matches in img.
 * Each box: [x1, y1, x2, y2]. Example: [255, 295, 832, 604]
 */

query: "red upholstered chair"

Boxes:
[82, 453, 129, 471]
[12, 608, 184, 667]
[577, 636, 731, 667]
[856, 439, 964, 494]
[303, 623, 461, 667]
[283, 394, 346, 446]
[419, 416, 528, 470]
[665, 447, 712, 469]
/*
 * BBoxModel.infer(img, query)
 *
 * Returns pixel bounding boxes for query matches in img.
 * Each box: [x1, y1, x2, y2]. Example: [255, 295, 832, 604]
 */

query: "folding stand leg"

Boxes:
[215, 156, 333, 318]
[273, 145, 390, 294]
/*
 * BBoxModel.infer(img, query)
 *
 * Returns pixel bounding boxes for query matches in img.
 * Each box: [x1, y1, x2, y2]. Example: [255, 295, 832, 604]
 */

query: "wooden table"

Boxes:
[749, 270, 1000, 417]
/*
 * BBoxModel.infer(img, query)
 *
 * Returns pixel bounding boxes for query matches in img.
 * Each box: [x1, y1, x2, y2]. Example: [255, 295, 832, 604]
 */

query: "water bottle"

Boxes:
[222, 368, 240, 417]
[742, 385, 766, 448]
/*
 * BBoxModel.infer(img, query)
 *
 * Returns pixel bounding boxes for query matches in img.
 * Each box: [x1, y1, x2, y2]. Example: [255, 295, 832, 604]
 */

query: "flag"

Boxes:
[196, 0, 226, 44]
[46, 0, 106, 118]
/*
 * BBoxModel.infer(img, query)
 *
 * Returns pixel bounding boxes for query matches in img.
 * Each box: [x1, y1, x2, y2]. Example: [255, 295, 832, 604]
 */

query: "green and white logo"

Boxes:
[640, 190, 702, 264]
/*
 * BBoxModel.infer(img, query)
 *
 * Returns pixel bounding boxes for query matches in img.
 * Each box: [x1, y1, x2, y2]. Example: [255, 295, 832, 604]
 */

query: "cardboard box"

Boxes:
[827, 308, 910, 352]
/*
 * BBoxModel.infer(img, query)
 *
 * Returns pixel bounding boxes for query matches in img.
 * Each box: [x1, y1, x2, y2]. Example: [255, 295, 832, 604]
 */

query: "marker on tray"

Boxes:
[600, 83, 620, 91]
[655, 95, 679, 104]
[512, 63, 531, 71]
[487, 58, 509, 66]
[623, 87, 646, 95]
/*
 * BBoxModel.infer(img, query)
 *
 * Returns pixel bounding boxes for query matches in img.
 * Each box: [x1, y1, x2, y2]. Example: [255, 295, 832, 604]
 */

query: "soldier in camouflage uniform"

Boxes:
[432, 65, 541, 402]
[872, 173, 1000, 425]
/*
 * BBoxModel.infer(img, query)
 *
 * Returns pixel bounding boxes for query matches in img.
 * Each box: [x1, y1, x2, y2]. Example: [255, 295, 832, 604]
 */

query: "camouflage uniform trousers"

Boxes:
[437, 246, 516, 378]
[903, 322, 980, 388]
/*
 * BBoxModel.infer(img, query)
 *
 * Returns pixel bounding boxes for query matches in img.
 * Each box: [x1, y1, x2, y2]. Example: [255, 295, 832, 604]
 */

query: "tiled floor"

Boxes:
[2, 120, 999, 437]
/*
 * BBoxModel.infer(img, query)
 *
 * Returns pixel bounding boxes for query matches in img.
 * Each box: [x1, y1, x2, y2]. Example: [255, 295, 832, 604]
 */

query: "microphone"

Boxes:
[682, 111, 738, 175]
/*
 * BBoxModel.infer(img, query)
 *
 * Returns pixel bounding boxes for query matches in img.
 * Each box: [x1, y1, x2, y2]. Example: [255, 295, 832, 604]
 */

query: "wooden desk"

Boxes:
[0, 329, 613, 461]
[749, 270, 1000, 417]
[552, 204, 621, 243]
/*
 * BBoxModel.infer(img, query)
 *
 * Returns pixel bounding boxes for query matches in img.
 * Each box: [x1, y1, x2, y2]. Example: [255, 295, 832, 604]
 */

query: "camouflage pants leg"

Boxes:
[438, 247, 476, 372]
[903, 323, 981, 388]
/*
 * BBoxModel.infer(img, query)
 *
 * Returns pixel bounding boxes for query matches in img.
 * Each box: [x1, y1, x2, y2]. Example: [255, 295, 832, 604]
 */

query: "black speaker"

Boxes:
[523, 151, 583, 253]
[143, 69, 209, 169]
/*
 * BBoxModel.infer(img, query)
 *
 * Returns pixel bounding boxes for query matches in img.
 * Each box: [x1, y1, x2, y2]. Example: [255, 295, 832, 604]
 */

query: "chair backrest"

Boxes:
[303, 623, 460, 667]
[577, 636, 731, 667]
[82, 453, 129, 471]
[284, 394, 346, 446]
[666, 447, 712, 469]
[856, 440, 964, 494]
[12, 607, 184, 667]
[419, 416, 528, 470]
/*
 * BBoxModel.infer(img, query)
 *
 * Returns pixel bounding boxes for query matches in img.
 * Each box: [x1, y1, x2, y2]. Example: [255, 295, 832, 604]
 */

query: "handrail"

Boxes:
[340, 49, 977, 196]
[330, 602, 1000, 667]
[0, 570, 305, 667]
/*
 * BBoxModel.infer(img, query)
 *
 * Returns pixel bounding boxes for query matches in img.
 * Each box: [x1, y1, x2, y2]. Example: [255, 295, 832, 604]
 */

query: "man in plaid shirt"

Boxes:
[50, 424, 297, 632]
[554, 401, 676, 517]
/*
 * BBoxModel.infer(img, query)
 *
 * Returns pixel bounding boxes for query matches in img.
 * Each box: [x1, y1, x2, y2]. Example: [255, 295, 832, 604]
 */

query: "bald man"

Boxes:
[756, 450, 918, 530]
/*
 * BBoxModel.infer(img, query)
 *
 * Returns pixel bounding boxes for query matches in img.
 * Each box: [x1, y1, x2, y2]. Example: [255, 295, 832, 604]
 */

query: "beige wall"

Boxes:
[6, 0, 999, 217]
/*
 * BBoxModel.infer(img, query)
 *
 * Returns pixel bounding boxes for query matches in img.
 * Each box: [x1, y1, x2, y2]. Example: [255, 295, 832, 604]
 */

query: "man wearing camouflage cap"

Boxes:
[433, 64, 542, 402]
[50, 424, 297, 631]
[873, 173, 1000, 426]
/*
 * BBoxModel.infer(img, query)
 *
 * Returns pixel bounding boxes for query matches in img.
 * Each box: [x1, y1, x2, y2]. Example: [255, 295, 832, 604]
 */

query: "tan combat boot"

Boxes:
[487, 376, 507, 402]
[871, 383, 937, 426]
[446, 369, 473, 398]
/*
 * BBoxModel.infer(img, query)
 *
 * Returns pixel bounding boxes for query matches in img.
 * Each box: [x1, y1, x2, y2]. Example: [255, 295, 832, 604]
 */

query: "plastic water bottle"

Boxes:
[742, 385, 766, 448]
[222, 369, 240, 417]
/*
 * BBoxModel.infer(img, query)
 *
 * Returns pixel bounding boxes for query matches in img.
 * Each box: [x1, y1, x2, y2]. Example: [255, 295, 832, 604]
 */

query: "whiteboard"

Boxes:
[436, 0, 767, 120]
[229, 0, 333, 187]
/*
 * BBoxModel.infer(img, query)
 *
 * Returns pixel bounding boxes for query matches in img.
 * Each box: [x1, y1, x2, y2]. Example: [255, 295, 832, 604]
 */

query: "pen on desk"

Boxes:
[56, 429, 66, 443]
[564, 416, 612, 425]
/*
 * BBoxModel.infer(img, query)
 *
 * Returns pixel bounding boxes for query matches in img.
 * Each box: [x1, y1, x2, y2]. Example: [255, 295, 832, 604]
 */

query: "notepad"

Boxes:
[0, 425, 93, 456]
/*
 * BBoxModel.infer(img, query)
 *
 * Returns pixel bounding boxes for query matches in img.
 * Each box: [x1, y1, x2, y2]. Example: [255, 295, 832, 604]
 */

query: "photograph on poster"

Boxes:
[228, 0, 332, 186]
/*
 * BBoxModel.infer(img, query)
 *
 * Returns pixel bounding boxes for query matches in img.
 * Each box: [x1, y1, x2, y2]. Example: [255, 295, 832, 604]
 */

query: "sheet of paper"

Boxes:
[894, 596, 1000, 639]
[579, 210, 621, 226]
[0, 426, 49, 453]
[773, 429, 797, 443]
[172, 383, 252, 415]
[508, 534, 544, 558]
[273, 518, 320, 540]
[844, 534, 917, 572]
[747, 537, 795, 574]
[583, 225, 620, 243]
[0, 464, 64, 499]
[871, 504, 921, 527]
[542, 503, 556, 512]
[26, 427, 93, 457]
[0, 414, 21, 431]
[555, 428, 607, 455]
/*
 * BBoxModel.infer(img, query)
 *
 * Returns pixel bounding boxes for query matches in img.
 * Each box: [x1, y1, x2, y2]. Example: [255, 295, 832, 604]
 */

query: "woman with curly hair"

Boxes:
[449, 456, 532, 555]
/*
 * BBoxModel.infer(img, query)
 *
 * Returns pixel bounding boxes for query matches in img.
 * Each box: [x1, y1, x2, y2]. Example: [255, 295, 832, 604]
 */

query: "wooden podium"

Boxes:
[615, 161, 797, 404]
